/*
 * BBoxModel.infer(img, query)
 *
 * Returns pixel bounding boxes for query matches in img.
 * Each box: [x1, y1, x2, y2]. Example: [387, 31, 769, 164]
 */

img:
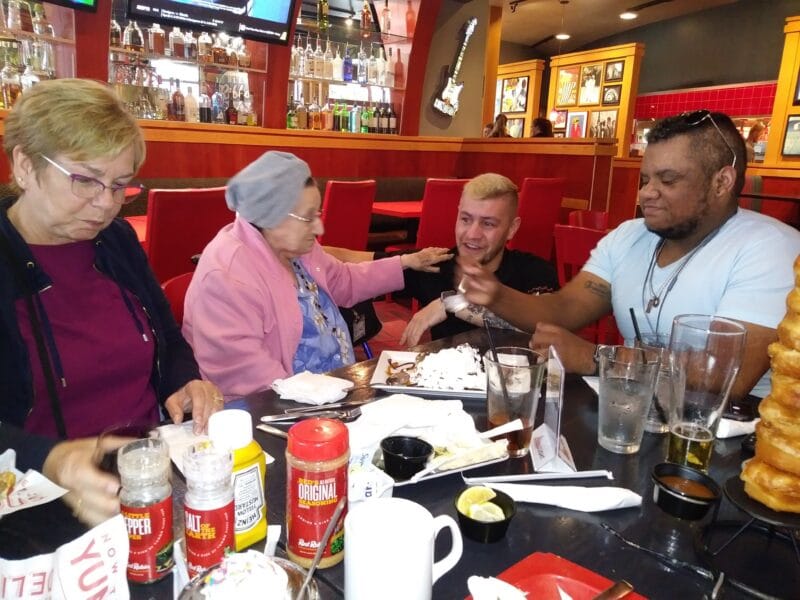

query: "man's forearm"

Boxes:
[455, 304, 524, 332]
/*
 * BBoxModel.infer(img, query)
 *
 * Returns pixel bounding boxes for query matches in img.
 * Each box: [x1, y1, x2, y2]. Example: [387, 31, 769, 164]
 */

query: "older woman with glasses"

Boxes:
[183, 151, 451, 399]
[0, 79, 222, 526]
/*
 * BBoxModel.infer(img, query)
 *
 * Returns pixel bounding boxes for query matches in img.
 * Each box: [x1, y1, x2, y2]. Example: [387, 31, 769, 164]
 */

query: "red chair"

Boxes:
[553, 224, 621, 344]
[385, 178, 469, 252]
[161, 272, 193, 326]
[567, 209, 609, 230]
[318, 180, 376, 250]
[508, 177, 566, 260]
[145, 187, 233, 283]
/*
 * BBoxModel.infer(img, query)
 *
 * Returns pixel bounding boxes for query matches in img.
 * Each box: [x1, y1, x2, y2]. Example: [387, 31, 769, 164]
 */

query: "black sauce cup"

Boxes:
[379, 436, 433, 481]
[651, 462, 721, 520]
[454, 487, 516, 543]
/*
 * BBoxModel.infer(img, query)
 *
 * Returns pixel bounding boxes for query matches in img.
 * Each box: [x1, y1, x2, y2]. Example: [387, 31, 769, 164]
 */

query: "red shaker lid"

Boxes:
[287, 418, 349, 461]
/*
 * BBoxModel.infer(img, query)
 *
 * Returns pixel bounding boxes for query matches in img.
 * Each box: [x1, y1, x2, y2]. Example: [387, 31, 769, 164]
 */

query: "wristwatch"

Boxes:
[440, 290, 468, 313]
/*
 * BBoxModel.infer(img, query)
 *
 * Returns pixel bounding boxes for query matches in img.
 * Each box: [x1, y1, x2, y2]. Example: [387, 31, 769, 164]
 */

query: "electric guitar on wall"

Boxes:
[433, 17, 478, 117]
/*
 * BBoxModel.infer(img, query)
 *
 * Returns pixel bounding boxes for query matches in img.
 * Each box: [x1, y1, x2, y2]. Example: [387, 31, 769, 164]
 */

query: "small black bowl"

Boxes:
[652, 462, 721, 520]
[380, 436, 433, 481]
[454, 487, 516, 543]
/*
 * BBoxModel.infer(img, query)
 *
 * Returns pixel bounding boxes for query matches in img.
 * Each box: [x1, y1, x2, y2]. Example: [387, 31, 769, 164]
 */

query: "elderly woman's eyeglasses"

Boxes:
[681, 110, 737, 169]
[287, 211, 322, 224]
[40, 155, 145, 204]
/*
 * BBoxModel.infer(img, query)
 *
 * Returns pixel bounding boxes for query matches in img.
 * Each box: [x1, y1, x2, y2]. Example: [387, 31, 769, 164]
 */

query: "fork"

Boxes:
[260, 407, 362, 423]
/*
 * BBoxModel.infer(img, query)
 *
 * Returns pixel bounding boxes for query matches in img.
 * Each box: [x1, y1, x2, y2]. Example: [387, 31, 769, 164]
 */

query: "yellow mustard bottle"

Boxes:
[208, 409, 267, 550]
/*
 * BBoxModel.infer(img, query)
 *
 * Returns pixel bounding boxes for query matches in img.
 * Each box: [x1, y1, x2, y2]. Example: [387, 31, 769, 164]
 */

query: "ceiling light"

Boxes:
[620, 11, 638, 20]
[555, 33, 570, 40]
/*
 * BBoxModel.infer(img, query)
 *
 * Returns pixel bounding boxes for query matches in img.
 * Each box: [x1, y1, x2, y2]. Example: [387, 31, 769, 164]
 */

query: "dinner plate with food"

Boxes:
[370, 344, 487, 399]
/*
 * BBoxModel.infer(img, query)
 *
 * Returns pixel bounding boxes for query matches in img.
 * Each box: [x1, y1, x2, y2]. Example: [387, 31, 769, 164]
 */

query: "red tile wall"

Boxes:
[635, 82, 777, 119]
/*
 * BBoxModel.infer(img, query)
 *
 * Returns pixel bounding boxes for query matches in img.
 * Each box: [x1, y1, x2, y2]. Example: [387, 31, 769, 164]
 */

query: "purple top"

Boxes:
[17, 240, 158, 438]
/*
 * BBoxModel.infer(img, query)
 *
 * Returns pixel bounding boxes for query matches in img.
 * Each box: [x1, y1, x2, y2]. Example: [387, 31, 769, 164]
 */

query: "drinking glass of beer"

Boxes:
[484, 347, 546, 458]
[667, 314, 746, 472]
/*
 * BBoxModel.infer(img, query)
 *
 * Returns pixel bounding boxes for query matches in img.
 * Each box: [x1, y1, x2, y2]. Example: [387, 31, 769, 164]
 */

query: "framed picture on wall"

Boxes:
[494, 79, 502, 117]
[579, 64, 602, 105]
[589, 109, 618, 138]
[555, 67, 579, 107]
[552, 109, 568, 130]
[782, 115, 800, 156]
[605, 60, 624, 83]
[602, 84, 622, 106]
[501, 76, 529, 113]
[507, 117, 525, 138]
[566, 111, 587, 138]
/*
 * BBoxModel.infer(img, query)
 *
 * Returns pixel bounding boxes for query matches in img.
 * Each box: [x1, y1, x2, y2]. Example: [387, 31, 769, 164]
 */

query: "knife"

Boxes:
[260, 410, 341, 423]
[283, 399, 370, 414]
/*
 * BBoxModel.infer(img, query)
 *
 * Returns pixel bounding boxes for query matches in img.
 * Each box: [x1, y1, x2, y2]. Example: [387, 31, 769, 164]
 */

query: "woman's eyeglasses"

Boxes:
[41, 154, 145, 204]
[681, 110, 737, 169]
[287, 211, 322, 224]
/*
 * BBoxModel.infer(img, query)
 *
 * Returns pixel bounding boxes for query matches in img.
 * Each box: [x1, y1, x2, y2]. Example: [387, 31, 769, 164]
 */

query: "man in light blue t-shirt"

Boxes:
[460, 110, 800, 400]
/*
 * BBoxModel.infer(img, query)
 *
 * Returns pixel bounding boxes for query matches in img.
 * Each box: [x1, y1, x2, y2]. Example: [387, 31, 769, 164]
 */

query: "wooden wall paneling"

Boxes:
[482, 5, 503, 128]
[74, 1, 111, 80]
[401, 0, 443, 136]
[609, 159, 641, 227]
[765, 16, 800, 167]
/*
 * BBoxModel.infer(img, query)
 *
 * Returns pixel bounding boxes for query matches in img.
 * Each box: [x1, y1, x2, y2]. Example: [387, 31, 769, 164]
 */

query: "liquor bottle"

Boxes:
[225, 92, 238, 125]
[246, 92, 257, 126]
[387, 103, 398, 134]
[349, 103, 361, 133]
[378, 103, 389, 133]
[304, 35, 314, 78]
[123, 21, 144, 52]
[340, 104, 351, 132]
[110, 18, 122, 47]
[342, 45, 353, 82]
[295, 36, 305, 77]
[381, 0, 391, 33]
[321, 100, 333, 130]
[184, 86, 199, 123]
[331, 102, 339, 132]
[286, 99, 296, 129]
[360, 103, 370, 133]
[149, 23, 166, 55]
[31, 3, 49, 35]
[376, 46, 386, 85]
[169, 27, 184, 58]
[406, 0, 416, 37]
[360, 0, 372, 37]
[295, 97, 308, 129]
[368, 101, 378, 133]
[332, 43, 343, 80]
[394, 48, 405, 88]
[308, 89, 321, 130]
[384, 47, 394, 87]
[184, 30, 197, 60]
[212, 34, 228, 64]
[199, 87, 212, 123]
[313, 35, 324, 79]
[198, 31, 213, 63]
[323, 38, 333, 79]
[211, 84, 225, 122]
[357, 42, 367, 84]
[237, 92, 248, 125]
[172, 79, 185, 121]
[317, 0, 329, 32]
[367, 45, 377, 84]
[166, 78, 176, 120]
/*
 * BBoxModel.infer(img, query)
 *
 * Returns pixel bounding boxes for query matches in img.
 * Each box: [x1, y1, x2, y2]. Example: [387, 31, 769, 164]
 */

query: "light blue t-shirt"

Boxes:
[583, 209, 800, 397]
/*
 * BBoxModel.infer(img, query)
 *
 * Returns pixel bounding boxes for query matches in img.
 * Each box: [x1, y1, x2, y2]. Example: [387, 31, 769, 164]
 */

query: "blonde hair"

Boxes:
[463, 173, 518, 212]
[3, 79, 145, 191]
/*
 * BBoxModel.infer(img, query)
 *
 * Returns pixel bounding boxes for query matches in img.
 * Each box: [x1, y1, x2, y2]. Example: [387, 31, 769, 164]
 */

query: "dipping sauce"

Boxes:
[658, 475, 715, 499]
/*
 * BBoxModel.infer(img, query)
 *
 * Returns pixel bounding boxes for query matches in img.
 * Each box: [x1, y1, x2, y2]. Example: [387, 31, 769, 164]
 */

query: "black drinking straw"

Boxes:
[629, 307, 643, 345]
[484, 320, 511, 411]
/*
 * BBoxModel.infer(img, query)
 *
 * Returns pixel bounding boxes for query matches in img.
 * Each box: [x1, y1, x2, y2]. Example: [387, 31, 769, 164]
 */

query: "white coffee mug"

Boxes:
[344, 497, 463, 600]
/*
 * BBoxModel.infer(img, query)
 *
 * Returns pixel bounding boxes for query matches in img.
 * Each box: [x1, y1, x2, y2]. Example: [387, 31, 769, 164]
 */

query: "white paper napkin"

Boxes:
[467, 575, 527, 600]
[717, 417, 759, 439]
[0, 450, 68, 517]
[271, 371, 354, 404]
[491, 483, 641, 512]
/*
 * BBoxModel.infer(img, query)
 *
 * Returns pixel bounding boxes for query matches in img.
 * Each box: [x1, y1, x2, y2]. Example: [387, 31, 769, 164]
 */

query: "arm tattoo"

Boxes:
[457, 304, 523, 332]
[584, 280, 611, 301]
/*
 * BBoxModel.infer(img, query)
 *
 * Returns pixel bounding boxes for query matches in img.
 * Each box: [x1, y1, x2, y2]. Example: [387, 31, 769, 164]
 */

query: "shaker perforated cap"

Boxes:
[208, 409, 253, 452]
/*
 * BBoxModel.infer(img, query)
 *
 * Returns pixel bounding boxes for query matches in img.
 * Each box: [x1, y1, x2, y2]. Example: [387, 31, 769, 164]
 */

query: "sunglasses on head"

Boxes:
[680, 110, 737, 170]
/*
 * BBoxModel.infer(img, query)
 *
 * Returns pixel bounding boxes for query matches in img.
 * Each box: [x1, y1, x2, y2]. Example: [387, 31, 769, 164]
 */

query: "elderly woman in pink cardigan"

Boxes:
[183, 151, 450, 400]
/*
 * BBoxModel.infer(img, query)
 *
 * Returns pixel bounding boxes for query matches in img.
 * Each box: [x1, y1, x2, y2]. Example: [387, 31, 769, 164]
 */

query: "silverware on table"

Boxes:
[283, 399, 370, 414]
[256, 424, 288, 439]
[260, 407, 362, 423]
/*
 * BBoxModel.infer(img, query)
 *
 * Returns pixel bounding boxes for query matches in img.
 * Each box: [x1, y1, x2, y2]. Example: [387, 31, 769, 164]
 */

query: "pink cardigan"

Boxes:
[183, 216, 404, 399]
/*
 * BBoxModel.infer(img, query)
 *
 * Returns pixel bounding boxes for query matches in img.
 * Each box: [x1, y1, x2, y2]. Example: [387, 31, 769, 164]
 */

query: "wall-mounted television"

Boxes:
[127, 0, 298, 45]
[45, 0, 98, 12]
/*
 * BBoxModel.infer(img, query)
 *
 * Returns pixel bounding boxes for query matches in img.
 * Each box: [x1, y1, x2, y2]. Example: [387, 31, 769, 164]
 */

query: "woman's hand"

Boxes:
[43, 437, 127, 527]
[400, 247, 452, 272]
[530, 322, 597, 374]
[164, 379, 224, 434]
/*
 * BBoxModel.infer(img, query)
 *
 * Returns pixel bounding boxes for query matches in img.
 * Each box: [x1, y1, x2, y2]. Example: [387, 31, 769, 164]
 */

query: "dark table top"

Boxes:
[2, 329, 796, 599]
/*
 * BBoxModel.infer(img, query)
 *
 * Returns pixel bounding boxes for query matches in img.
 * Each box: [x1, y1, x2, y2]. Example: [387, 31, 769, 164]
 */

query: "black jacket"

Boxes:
[0, 197, 200, 471]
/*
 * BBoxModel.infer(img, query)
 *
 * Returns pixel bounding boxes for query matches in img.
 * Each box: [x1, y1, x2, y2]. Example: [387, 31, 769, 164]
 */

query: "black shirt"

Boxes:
[402, 248, 558, 340]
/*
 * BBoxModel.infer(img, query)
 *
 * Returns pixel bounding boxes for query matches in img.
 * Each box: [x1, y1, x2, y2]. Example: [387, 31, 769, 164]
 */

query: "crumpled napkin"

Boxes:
[491, 483, 641, 512]
[271, 371, 354, 404]
[717, 417, 759, 439]
[467, 575, 527, 600]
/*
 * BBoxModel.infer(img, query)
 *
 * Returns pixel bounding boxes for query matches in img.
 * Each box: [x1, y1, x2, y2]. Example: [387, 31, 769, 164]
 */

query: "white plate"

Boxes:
[369, 351, 487, 399]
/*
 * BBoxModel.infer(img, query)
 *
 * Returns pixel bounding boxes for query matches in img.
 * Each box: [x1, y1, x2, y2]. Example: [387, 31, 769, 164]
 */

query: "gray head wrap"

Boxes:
[225, 151, 312, 229]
